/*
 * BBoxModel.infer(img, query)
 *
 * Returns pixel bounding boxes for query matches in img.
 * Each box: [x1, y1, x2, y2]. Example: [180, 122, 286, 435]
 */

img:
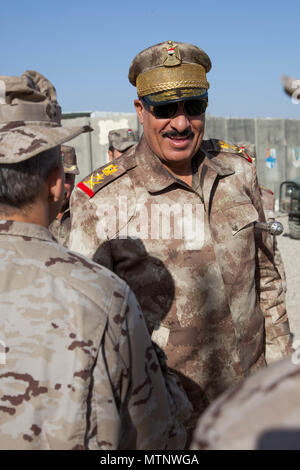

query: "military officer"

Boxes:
[108, 128, 139, 161]
[49, 145, 79, 247]
[69, 41, 292, 440]
[0, 70, 190, 449]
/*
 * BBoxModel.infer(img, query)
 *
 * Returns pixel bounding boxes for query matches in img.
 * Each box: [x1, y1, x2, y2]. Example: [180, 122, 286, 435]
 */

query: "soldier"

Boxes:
[190, 78, 300, 451]
[69, 41, 292, 441]
[190, 355, 300, 450]
[0, 70, 190, 449]
[108, 128, 139, 161]
[49, 145, 79, 247]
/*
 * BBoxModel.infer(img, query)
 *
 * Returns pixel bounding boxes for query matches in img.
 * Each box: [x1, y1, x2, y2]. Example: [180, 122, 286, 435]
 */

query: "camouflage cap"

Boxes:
[108, 128, 139, 152]
[0, 70, 92, 164]
[281, 76, 300, 99]
[61, 145, 79, 175]
[128, 40, 212, 105]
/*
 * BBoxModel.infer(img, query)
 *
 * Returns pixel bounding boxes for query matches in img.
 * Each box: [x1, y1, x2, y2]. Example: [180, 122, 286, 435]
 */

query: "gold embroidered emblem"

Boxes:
[102, 164, 118, 176]
[219, 140, 238, 152]
[162, 41, 181, 67]
[84, 165, 118, 190]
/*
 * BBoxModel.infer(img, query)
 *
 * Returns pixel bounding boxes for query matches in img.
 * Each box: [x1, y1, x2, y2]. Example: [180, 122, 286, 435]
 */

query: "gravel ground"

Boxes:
[276, 214, 300, 341]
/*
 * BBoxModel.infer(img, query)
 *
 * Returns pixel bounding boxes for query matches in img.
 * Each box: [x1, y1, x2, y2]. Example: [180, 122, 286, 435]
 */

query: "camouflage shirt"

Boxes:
[0, 220, 189, 450]
[49, 208, 71, 247]
[69, 136, 292, 431]
[259, 185, 287, 295]
[191, 355, 300, 450]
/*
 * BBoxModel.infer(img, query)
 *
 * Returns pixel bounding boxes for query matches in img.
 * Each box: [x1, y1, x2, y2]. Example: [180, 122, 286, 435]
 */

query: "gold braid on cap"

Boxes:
[136, 64, 209, 97]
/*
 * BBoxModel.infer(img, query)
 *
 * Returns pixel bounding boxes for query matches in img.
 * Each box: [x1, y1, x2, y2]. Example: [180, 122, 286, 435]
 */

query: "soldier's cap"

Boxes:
[0, 70, 92, 164]
[61, 145, 79, 175]
[128, 40, 212, 106]
[108, 128, 139, 152]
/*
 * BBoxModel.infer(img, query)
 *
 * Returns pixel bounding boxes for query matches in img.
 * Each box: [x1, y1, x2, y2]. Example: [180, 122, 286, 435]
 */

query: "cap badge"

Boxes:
[127, 129, 133, 136]
[162, 41, 181, 67]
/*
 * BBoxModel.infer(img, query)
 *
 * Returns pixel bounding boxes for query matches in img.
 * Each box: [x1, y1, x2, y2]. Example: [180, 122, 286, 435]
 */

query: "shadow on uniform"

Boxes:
[94, 236, 217, 446]
[94, 238, 176, 334]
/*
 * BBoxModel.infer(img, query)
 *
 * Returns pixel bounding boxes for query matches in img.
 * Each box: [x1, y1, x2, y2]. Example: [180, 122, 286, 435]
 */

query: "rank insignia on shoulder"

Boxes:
[237, 146, 253, 163]
[218, 140, 253, 163]
[259, 184, 274, 195]
[77, 163, 120, 198]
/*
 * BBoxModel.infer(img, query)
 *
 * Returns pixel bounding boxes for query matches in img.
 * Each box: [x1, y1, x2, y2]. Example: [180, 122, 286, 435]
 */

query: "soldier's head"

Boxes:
[108, 128, 139, 161]
[129, 40, 211, 167]
[281, 76, 300, 101]
[61, 145, 79, 211]
[0, 70, 90, 226]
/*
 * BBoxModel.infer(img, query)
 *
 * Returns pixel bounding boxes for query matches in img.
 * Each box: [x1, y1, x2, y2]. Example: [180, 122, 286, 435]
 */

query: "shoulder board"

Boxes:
[77, 153, 136, 198]
[202, 139, 253, 163]
[259, 184, 274, 195]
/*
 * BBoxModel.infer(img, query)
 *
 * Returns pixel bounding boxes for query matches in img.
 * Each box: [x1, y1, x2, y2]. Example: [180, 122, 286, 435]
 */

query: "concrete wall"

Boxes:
[62, 112, 300, 201]
[204, 116, 300, 201]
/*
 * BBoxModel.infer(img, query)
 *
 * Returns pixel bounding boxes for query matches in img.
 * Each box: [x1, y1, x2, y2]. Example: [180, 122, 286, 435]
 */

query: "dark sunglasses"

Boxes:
[142, 98, 208, 119]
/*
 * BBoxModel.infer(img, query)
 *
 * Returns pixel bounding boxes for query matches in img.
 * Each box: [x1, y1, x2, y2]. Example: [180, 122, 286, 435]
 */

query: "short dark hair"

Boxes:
[0, 146, 60, 211]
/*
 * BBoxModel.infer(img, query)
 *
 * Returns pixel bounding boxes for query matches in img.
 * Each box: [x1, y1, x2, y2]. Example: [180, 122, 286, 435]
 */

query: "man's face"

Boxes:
[48, 152, 65, 224]
[61, 172, 75, 211]
[135, 99, 206, 166]
[108, 147, 123, 162]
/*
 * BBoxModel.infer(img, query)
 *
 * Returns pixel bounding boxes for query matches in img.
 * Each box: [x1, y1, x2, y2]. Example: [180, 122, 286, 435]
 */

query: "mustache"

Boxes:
[162, 129, 194, 139]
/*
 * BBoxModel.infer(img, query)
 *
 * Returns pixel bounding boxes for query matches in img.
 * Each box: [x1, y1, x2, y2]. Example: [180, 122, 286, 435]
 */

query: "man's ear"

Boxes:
[47, 166, 64, 204]
[134, 99, 144, 125]
[108, 149, 113, 162]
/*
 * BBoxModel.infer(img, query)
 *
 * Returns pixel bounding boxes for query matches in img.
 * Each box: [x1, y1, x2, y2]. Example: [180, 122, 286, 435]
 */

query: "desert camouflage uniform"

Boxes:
[259, 185, 287, 293]
[191, 354, 300, 450]
[0, 220, 189, 450]
[49, 208, 71, 247]
[237, 143, 287, 294]
[69, 136, 292, 433]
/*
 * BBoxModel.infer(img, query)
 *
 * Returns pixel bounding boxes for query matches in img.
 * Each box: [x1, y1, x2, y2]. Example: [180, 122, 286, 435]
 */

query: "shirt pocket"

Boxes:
[210, 202, 259, 244]
[227, 203, 259, 236]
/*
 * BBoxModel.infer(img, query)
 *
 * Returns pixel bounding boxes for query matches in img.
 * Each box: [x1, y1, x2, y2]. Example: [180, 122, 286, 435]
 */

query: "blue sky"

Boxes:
[1, 0, 300, 118]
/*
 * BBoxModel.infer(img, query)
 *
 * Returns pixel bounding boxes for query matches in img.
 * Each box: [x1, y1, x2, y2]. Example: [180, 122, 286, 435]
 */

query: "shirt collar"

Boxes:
[135, 135, 202, 193]
[200, 144, 235, 177]
[134, 136, 235, 193]
[0, 220, 57, 242]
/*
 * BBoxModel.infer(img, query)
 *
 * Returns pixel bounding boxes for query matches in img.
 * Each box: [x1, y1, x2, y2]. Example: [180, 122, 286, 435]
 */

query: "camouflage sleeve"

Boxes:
[92, 286, 187, 450]
[190, 356, 300, 450]
[251, 167, 293, 363]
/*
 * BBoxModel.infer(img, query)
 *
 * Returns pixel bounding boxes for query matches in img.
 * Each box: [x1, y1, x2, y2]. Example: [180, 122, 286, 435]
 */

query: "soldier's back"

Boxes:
[0, 220, 187, 449]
